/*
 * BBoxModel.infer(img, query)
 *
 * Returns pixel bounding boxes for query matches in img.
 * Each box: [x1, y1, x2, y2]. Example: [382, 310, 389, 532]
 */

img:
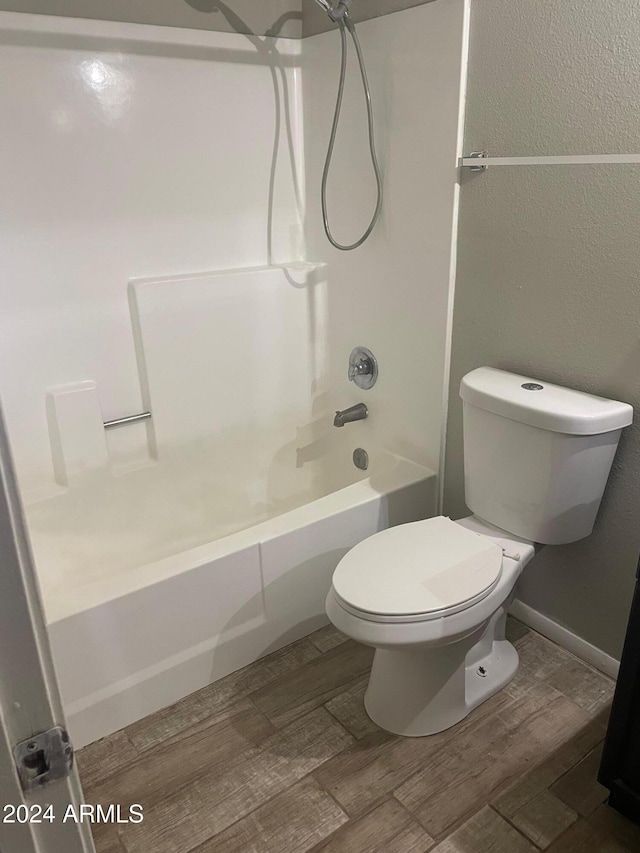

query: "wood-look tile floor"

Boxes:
[77, 618, 640, 853]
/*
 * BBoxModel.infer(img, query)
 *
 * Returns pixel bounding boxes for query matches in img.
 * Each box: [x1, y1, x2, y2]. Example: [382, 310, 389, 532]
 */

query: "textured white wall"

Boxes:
[445, 0, 640, 659]
[463, 0, 640, 157]
[0, 13, 304, 497]
[303, 1, 468, 476]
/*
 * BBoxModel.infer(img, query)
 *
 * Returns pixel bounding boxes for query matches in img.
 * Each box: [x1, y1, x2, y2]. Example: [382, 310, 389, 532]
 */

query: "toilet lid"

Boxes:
[332, 516, 504, 617]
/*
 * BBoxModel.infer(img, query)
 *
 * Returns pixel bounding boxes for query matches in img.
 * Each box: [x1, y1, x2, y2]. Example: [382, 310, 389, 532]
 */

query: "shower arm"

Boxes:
[314, 0, 352, 23]
[330, 0, 352, 22]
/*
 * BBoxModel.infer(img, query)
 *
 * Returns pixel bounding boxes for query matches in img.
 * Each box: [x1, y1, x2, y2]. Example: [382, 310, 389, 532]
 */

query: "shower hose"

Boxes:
[321, 19, 383, 251]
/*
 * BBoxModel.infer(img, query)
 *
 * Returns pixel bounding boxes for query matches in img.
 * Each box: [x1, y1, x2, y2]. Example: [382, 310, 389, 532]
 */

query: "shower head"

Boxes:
[312, 0, 353, 23]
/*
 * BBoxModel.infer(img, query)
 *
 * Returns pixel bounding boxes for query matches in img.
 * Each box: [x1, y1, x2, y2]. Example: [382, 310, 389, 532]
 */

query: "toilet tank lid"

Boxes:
[460, 367, 633, 436]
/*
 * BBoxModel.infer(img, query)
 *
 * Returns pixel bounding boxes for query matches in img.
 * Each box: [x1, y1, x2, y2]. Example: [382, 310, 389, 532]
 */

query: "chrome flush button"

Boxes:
[521, 383, 544, 391]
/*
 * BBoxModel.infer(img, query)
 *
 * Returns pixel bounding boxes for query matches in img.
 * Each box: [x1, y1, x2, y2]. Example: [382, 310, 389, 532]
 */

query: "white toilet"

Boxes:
[326, 367, 633, 737]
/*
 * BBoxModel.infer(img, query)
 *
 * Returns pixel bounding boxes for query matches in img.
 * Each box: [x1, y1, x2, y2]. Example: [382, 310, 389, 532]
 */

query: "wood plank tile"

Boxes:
[118, 707, 353, 853]
[429, 806, 536, 853]
[588, 803, 640, 851]
[395, 685, 591, 838]
[312, 727, 396, 808]
[251, 640, 374, 729]
[86, 699, 273, 811]
[324, 676, 379, 740]
[126, 637, 320, 752]
[311, 798, 434, 853]
[127, 692, 266, 756]
[81, 625, 625, 853]
[503, 632, 575, 701]
[510, 790, 578, 849]
[315, 689, 514, 818]
[91, 826, 125, 853]
[77, 730, 138, 789]
[395, 686, 559, 817]
[383, 821, 436, 853]
[545, 817, 631, 852]
[505, 616, 530, 643]
[546, 659, 615, 715]
[513, 632, 573, 681]
[502, 668, 538, 701]
[194, 777, 348, 853]
[493, 716, 605, 818]
[550, 743, 609, 816]
[311, 624, 349, 654]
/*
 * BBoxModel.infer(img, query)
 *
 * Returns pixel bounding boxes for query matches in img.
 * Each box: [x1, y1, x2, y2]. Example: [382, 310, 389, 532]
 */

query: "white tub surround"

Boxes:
[302, 1, 469, 478]
[0, 13, 304, 499]
[40, 455, 434, 748]
[20, 261, 437, 748]
[0, 5, 470, 747]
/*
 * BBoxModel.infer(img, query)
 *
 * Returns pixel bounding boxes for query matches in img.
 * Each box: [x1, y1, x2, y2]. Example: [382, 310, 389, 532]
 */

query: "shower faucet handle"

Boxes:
[348, 358, 372, 381]
[348, 347, 378, 390]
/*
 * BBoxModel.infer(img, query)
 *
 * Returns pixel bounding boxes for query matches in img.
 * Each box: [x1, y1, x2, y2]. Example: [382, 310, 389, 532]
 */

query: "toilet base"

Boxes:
[364, 632, 519, 737]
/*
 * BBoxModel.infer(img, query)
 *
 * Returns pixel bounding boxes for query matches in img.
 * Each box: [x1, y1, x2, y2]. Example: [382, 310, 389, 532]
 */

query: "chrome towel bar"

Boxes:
[461, 151, 640, 170]
[103, 412, 151, 430]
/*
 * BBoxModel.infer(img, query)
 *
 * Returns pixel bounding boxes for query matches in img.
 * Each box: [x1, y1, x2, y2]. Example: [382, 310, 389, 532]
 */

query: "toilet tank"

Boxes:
[460, 367, 633, 544]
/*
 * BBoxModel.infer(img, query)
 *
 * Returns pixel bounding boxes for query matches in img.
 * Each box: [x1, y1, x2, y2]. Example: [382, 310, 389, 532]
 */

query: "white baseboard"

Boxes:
[510, 599, 620, 680]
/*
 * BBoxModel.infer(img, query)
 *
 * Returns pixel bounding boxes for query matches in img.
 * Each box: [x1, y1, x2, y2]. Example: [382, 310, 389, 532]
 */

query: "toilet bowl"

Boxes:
[326, 514, 535, 736]
[325, 367, 632, 737]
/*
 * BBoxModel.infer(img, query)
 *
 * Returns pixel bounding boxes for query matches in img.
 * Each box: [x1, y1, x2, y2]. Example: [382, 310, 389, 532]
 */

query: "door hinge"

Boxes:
[14, 727, 74, 792]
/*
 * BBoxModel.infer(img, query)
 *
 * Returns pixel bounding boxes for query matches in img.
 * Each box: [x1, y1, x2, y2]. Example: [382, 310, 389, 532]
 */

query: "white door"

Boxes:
[0, 405, 95, 853]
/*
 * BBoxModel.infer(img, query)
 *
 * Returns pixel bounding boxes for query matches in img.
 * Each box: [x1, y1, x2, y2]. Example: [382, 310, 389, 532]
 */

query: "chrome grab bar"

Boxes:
[103, 412, 151, 430]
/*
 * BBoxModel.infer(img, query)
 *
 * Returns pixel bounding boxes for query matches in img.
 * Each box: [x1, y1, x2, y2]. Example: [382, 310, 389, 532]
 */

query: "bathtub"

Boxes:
[26, 445, 435, 747]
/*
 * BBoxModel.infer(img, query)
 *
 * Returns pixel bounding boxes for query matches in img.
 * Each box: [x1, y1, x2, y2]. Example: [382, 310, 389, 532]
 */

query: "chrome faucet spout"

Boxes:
[334, 402, 368, 428]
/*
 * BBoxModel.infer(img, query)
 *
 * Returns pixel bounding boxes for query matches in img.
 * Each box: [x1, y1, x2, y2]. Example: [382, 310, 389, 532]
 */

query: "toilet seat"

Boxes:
[332, 516, 505, 623]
